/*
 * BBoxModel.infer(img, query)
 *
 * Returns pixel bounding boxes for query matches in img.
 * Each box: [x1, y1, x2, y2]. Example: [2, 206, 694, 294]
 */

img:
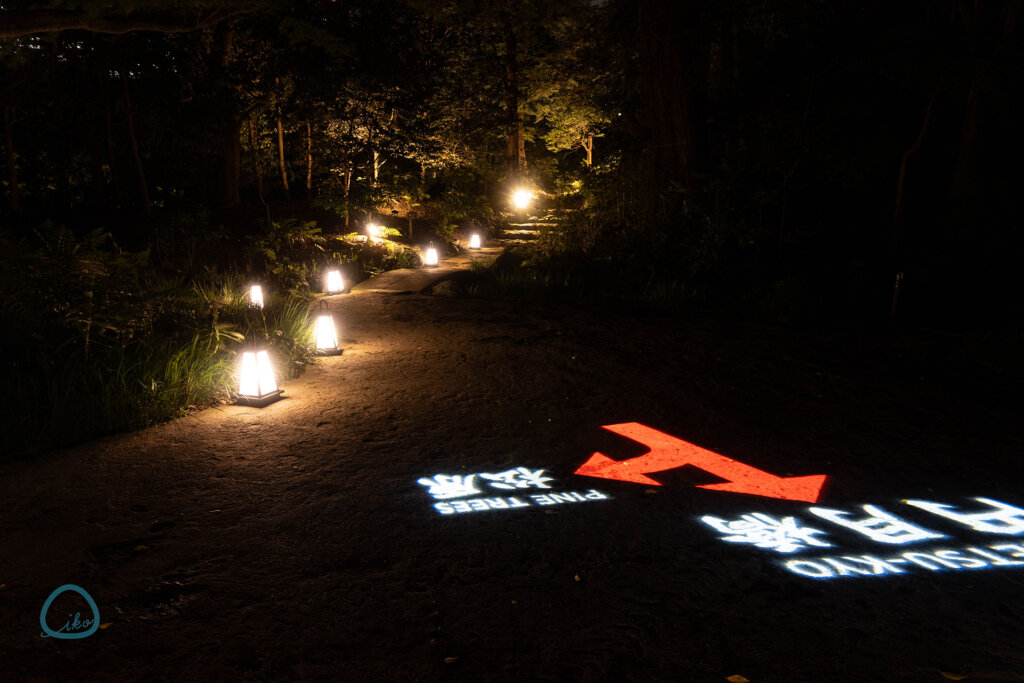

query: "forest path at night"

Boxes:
[352, 243, 503, 294]
[2, 293, 1022, 681]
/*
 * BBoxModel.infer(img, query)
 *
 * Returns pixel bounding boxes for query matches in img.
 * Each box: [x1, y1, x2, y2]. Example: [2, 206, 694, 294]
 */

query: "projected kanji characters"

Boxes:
[808, 504, 944, 544]
[480, 467, 554, 491]
[700, 513, 832, 553]
[417, 474, 481, 500]
[904, 497, 1024, 535]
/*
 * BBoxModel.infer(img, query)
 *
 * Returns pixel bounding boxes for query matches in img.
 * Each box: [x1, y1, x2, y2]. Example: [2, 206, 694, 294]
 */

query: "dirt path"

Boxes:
[2, 291, 1022, 681]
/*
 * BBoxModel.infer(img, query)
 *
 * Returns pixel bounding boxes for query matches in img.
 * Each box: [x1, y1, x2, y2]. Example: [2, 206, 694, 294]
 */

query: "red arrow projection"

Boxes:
[574, 422, 827, 503]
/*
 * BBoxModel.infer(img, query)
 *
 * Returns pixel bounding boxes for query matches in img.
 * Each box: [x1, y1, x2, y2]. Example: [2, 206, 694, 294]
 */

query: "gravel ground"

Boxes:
[1, 291, 1022, 682]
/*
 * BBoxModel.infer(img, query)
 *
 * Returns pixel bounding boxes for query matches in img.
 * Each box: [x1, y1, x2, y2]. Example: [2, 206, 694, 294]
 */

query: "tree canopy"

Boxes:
[2, 0, 1021, 326]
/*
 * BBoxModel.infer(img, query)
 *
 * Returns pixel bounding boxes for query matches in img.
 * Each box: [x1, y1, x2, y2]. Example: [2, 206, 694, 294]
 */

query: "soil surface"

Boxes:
[2, 289, 1023, 682]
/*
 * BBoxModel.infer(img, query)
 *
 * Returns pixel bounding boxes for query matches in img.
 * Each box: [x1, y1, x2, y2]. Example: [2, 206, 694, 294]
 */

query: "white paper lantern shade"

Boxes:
[325, 269, 344, 294]
[469, 234, 481, 250]
[314, 301, 341, 355]
[424, 243, 439, 268]
[236, 343, 282, 406]
[249, 284, 264, 308]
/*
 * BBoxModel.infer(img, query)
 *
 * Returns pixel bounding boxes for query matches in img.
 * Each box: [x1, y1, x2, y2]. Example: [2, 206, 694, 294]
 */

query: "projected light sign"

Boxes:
[575, 422, 828, 503]
[418, 466, 609, 515]
[699, 497, 1024, 579]
[568, 422, 1024, 582]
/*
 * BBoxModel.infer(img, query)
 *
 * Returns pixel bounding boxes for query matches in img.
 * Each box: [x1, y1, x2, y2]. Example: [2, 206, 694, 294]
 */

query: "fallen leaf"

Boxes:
[99, 623, 112, 630]
[443, 657, 458, 664]
[940, 674, 968, 681]
[726, 676, 750, 683]
[133, 545, 148, 552]
[574, 574, 581, 582]
[0, 584, 6, 590]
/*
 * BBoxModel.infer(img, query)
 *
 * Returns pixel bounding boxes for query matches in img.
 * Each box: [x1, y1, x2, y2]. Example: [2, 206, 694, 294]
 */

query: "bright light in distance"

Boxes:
[367, 224, 381, 242]
[424, 247, 439, 267]
[325, 269, 344, 293]
[469, 234, 481, 249]
[512, 189, 532, 210]
[239, 349, 278, 398]
[315, 314, 339, 352]
[249, 285, 264, 308]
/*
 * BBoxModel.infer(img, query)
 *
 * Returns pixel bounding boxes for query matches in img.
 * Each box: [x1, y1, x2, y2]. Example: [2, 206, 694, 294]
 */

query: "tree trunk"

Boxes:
[370, 148, 382, 187]
[276, 107, 289, 198]
[305, 121, 312, 202]
[582, 133, 593, 167]
[343, 166, 351, 228]
[2, 104, 21, 212]
[949, 1, 1021, 218]
[104, 80, 124, 205]
[503, 17, 526, 183]
[636, 0, 705, 193]
[215, 117, 242, 208]
[730, 9, 745, 156]
[120, 71, 151, 214]
[248, 116, 270, 223]
[892, 94, 938, 253]
[89, 102, 108, 209]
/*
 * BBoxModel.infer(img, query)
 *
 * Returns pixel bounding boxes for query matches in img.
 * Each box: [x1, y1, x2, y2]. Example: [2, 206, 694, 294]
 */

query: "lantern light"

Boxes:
[424, 243, 439, 268]
[236, 342, 282, 406]
[315, 301, 340, 355]
[512, 188, 533, 210]
[367, 224, 381, 242]
[325, 269, 344, 294]
[469, 234, 482, 250]
[249, 284, 264, 308]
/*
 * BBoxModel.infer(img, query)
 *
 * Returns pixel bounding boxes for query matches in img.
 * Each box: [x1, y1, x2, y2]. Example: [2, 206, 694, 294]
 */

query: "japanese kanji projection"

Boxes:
[418, 467, 609, 515]
[701, 497, 1024, 579]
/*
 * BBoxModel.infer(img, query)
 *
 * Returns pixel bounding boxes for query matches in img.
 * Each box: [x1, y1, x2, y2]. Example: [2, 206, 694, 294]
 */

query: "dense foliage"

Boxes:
[2, 0, 1020, 326]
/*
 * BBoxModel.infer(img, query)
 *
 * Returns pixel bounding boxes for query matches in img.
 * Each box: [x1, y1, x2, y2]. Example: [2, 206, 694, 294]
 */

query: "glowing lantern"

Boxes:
[367, 224, 381, 242]
[469, 234, 482, 250]
[512, 188, 533, 210]
[424, 243, 439, 268]
[325, 269, 344, 294]
[314, 301, 340, 354]
[249, 284, 264, 308]
[236, 344, 282, 406]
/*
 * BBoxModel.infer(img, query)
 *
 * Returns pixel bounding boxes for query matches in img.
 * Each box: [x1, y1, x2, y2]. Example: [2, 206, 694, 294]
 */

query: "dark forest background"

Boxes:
[1, 0, 1022, 453]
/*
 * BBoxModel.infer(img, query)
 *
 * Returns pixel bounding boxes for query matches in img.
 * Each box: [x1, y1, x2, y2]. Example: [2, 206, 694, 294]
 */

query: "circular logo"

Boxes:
[40, 584, 100, 639]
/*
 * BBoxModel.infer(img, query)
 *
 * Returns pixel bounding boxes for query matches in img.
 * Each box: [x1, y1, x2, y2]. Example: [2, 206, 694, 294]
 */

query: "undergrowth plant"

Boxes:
[0, 226, 320, 458]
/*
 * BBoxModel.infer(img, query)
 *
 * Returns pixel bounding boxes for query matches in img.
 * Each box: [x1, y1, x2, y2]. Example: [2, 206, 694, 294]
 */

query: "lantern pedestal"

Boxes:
[236, 389, 283, 407]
